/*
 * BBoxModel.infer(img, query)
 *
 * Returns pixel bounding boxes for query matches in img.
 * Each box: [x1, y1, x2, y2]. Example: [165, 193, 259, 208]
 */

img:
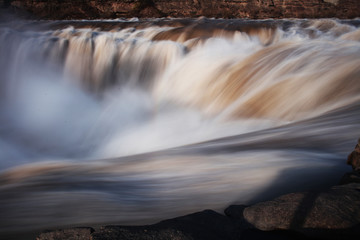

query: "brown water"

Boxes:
[0, 18, 360, 237]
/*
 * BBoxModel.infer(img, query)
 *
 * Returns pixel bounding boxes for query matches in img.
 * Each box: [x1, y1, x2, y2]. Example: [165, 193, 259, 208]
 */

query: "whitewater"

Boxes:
[0, 18, 360, 235]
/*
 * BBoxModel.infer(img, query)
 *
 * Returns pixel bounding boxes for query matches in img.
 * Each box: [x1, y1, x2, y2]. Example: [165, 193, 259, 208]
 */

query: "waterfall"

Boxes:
[0, 18, 359, 235]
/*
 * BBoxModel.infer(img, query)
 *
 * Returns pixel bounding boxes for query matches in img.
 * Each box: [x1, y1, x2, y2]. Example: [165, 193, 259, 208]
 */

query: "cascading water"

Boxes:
[0, 18, 360, 237]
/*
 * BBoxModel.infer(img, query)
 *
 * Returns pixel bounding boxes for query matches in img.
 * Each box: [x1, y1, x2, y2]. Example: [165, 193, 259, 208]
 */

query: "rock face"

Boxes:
[4, 0, 360, 19]
[243, 183, 360, 238]
[347, 139, 360, 170]
[340, 170, 360, 184]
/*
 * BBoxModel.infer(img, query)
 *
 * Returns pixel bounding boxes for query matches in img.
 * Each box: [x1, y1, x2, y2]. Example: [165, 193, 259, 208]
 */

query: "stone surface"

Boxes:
[3, 0, 360, 20]
[36, 227, 94, 240]
[347, 139, 360, 170]
[243, 183, 360, 238]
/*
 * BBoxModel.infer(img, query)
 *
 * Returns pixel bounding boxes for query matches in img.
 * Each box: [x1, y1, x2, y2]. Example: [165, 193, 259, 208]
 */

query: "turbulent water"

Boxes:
[0, 18, 360, 236]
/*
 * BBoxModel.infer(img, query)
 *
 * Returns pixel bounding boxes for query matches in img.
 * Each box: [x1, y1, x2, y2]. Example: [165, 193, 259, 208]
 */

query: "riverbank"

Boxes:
[2, 0, 360, 20]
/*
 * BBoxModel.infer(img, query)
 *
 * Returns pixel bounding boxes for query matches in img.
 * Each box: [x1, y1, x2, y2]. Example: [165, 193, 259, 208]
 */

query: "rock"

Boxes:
[339, 170, 360, 185]
[347, 139, 360, 170]
[224, 205, 247, 219]
[36, 227, 94, 240]
[243, 183, 360, 239]
[224, 205, 309, 240]
[92, 210, 240, 240]
[5, 0, 360, 20]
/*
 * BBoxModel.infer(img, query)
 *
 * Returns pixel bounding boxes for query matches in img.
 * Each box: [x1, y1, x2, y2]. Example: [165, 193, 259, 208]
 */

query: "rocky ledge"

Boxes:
[2, 0, 360, 20]
[36, 140, 360, 240]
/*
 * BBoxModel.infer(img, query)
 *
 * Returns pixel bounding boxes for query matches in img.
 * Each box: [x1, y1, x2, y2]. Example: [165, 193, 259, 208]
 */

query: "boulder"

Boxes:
[243, 183, 360, 239]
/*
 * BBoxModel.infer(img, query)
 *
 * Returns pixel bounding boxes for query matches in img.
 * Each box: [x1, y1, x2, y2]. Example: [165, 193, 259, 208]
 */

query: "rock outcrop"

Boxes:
[3, 0, 360, 20]
[347, 139, 360, 170]
[242, 183, 360, 239]
[339, 170, 360, 184]
[239, 141, 360, 239]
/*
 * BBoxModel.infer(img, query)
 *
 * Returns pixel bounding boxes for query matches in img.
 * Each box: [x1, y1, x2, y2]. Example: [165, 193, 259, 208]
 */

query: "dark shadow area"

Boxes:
[90, 210, 240, 240]
[3, 0, 11, 8]
[246, 164, 346, 204]
[241, 226, 360, 240]
[32, 214, 360, 240]
[232, 166, 360, 240]
[288, 192, 320, 230]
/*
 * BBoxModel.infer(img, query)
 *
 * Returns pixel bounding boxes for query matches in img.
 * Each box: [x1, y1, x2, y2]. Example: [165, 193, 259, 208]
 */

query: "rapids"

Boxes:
[0, 18, 360, 236]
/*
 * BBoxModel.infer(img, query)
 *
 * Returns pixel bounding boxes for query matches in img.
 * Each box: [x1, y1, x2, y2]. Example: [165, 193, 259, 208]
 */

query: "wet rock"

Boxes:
[92, 210, 240, 240]
[243, 183, 360, 239]
[347, 139, 360, 170]
[36, 227, 94, 240]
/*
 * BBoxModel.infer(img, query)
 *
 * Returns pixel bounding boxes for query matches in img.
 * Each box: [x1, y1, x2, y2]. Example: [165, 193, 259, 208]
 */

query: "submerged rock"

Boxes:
[243, 183, 360, 239]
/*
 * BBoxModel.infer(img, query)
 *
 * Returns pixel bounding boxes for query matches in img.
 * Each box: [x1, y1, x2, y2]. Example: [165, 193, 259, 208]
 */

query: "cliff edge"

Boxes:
[3, 0, 360, 20]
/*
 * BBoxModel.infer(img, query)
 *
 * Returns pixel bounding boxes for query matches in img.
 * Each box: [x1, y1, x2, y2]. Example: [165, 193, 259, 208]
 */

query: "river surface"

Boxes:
[0, 18, 360, 236]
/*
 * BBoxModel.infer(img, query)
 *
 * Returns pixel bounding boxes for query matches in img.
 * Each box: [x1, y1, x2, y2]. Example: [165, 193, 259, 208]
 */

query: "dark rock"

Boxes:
[224, 205, 247, 219]
[243, 183, 360, 239]
[347, 139, 360, 170]
[224, 205, 315, 240]
[36, 227, 94, 240]
[339, 170, 360, 185]
[92, 210, 240, 240]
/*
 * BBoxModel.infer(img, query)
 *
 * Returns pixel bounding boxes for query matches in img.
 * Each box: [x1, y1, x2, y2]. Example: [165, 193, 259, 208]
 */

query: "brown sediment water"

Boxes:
[0, 18, 360, 236]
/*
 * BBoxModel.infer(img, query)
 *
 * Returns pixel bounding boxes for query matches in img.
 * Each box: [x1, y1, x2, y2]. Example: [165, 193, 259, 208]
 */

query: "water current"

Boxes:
[0, 17, 360, 235]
